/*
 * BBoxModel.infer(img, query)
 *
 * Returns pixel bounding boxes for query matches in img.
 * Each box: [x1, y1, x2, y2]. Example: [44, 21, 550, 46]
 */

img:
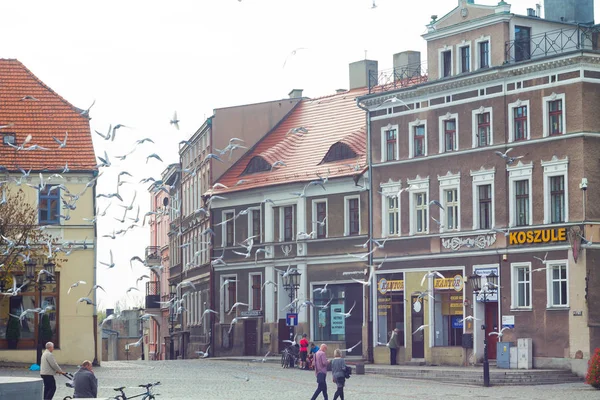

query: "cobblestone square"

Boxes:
[0, 360, 598, 399]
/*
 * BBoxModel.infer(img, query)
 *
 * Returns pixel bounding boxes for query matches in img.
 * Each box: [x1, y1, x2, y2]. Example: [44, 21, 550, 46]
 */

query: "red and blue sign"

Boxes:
[286, 313, 298, 326]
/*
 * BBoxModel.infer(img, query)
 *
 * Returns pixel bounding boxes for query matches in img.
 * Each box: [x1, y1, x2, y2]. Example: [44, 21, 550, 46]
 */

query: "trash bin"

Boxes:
[355, 363, 365, 375]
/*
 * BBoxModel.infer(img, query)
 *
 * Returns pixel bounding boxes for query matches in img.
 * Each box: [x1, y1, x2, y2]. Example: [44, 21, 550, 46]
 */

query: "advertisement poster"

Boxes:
[330, 304, 345, 335]
[318, 309, 327, 328]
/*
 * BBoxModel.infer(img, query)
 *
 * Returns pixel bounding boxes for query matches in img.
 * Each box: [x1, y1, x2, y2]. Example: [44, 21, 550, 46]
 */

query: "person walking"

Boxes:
[299, 333, 309, 370]
[72, 360, 98, 398]
[387, 328, 400, 365]
[40, 342, 65, 400]
[331, 349, 347, 400]
[310, 344, 329, 400]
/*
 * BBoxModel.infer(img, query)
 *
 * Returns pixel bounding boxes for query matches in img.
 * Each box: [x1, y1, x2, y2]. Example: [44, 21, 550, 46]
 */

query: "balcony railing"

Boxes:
[368, 61, 429, 94]
[145, 281, 160, 309]
[145, 246, 161, 266]
[505, 25, 600, 64]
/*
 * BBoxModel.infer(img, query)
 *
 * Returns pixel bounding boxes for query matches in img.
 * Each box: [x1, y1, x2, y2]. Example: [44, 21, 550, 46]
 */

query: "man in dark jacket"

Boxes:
[72, 360, 98, 398]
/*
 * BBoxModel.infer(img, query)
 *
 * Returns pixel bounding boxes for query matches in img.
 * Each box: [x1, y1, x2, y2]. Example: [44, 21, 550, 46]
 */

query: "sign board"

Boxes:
[263, 332, 271, 344]
[509, 227, 567, 245]
[474, 267, 499, 302]
[330, 304, 345, 335]
[377, 279, 404, 294]
[451, 315, 463, 329]
[502, 315, 515, 329]
[241, 310, 263, 318]
[318, 310, 327, 328]
[433, 275, 464, 292]
[286, 313, 298, 327]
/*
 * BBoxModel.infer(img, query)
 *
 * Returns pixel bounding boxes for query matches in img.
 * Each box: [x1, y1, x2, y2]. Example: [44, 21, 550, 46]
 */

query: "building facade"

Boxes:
[358, 0, 600, 374]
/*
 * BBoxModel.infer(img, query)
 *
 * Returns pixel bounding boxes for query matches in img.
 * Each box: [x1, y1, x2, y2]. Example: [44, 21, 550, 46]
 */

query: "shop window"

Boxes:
[432, 272, 464, 347]
[375, 273, 405, 346]
[312, 284, 362, 347]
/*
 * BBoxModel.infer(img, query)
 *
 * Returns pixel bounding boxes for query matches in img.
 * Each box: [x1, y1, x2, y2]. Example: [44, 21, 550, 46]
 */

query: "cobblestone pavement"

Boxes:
[0, 360, 597, 399]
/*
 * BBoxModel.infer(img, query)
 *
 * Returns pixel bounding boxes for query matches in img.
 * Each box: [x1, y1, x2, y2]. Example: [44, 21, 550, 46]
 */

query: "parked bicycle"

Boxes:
[112, 382, 161, 400]
[281, 344, 299, 369]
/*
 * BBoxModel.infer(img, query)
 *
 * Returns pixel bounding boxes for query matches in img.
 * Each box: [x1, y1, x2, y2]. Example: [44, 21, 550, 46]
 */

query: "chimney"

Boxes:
[536, 2, 541, 17]
[393, 51, 422, 80]
[106, 308, 114, 317]
[349, 59, 378, 90]
[288, 89, 303, 99]
[336, 89, 347, 94]
[527, 8, 536, 17]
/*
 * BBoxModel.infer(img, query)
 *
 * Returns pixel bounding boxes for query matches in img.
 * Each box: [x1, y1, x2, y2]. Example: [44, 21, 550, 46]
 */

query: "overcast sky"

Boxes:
[0, 0, 581, 309]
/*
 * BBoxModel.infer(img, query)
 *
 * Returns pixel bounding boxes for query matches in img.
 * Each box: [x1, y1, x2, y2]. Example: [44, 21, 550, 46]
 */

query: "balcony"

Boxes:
[368, 61, 428, 94]
[145, 281, 160, 309]
[145, 246, 161, 266]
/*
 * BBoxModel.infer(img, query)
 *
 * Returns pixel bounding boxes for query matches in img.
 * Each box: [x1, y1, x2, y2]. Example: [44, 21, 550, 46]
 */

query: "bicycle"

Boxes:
[112, 382, 161, 400]
[280, 344, 299, 369]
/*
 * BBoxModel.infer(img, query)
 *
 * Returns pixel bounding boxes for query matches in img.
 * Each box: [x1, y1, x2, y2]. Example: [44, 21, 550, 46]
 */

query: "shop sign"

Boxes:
[377, 278, 404, 294]
[451, 315, 463, 329]
[509, 227, 567, 245]
[502, 315, 515, 329]
[434, 275, 464, 292]
[240, 310, 263, 318]
[331, 304, 345, 334]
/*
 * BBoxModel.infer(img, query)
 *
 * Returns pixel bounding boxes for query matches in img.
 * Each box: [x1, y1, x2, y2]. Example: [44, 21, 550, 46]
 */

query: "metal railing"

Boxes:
[368, 61, 429, 94]
[505, 25, 600, 64]
[145, 246, 161, 266]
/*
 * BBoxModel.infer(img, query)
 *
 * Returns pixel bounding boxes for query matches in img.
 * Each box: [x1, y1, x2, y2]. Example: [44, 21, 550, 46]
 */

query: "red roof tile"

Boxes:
[0, 59, 96, 172]
[213, 87, 369, 194]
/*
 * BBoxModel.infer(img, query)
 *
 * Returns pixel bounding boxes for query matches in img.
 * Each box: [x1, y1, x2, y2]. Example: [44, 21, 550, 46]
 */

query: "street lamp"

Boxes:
[282, 268, 301, 341]
[169, 283, 177, 360]
[26, 259, 55, 366]
[468, 271, 499, 388]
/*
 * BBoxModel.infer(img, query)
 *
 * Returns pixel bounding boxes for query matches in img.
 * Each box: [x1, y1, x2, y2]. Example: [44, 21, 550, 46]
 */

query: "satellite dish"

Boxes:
[163, 197, 169, 207]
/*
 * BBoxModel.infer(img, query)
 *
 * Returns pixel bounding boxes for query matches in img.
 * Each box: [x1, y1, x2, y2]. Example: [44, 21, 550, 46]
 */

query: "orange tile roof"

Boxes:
[0, 59, 96, 172]
[213, 87, 369, 194]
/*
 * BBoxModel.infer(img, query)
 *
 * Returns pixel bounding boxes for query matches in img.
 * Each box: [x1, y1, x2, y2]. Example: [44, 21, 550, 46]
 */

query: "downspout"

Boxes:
[357, 98, 374, 364]
[92, 169, 99, 366]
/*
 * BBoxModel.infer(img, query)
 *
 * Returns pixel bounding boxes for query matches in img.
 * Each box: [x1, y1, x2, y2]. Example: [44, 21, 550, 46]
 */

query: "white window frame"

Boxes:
[474, 36, 492, 70]
[542, 93, 566, 137]
[471, 107, 494, 148]
[542, 156, 569, 224]
[380, 124, 399, 162]
[511, 262, 532, 310]
[279, 204, 296, 242]
[221, 209, 236, 247]
[438, 113, 459, 153]
[311, 199, 329, 238]
[380, 180, 402, 237]
[247, 207, 262, 242]
[470, 167, 495, 230]
[507, 162, 533, 227]
[438, 46, 453, 78]
[220, 273, 238, 323]
[438, 172, 461, 233]
[407, 176, 429, 235]
[248, 272, 263, 311]
[546, 261, 569, 308]
[508, 99, 531, 142]
[344, 195, 361, 236]
[408, 119, 428, 158]
[456, 41, 472, 74]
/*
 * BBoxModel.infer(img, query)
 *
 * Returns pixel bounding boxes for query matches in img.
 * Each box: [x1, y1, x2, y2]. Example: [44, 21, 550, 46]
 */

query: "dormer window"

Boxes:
[320, 142, 357, 164]
[3, 134, 15, 146]
[242, 156, 271, 175]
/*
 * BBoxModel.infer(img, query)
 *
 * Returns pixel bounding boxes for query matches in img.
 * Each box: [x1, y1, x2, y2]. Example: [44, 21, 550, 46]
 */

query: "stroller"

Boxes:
[61, 372, 75, 400]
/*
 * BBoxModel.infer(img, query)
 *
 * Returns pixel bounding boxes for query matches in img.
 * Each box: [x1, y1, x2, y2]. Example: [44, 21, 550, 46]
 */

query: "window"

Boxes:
[385, 129, 397, 161]
[250, 274, 262, 310]
[2, 134, 15, 146]
[515, 180, 529, 227]
[514, 26, 531, 62]
[224, 211, 235, 246]
[433, 284, 464, 347]
[548, 263, 568, 307]
[444, 189, 459, 231]
[315, 201, 327, 238]
[415, 192, 428, 234]
[249, 209, 261, 244]
[413, 124, 426, 157]
[477, 112, 491, 146]
[223, 277, 237, 314]
[376, 273, 405, 346]
[408, 176, 429, 235]
[346, 197, 360, 236]
[283, 206, 294, 241]
[387, 196, 399, 236]
[460, 46, 470, 73]
[514, 106, 528, 141]
[543, 94, 566, 137]
[321, 142, 357, 164]
[478, 185, 492, 230]
[471, 168, 495, 230]
[242, 156, 271, 175]
[550, 176, 565, 223]
[479, 40, 490, 68]
[39, 187, 60, 225]
[441, 50, 452, 77]
[542, 156, 569, 224]
[443, 119, 457, 152]
[312, 283, 363, 344]
[511, 263, 531, 309]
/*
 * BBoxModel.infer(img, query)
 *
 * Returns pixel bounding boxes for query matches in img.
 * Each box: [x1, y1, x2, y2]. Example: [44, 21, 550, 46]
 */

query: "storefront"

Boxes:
[432, 271, 464, 348]
[375, 273, 405, 346]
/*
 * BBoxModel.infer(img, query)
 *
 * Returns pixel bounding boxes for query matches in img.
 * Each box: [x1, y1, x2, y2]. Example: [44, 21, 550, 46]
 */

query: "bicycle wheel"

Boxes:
[281, 352, 286, 368]
[63, 397, 73, 400]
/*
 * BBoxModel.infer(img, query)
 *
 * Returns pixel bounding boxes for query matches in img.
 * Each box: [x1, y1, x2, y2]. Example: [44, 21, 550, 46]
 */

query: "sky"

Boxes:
[0, 0, 586, 309]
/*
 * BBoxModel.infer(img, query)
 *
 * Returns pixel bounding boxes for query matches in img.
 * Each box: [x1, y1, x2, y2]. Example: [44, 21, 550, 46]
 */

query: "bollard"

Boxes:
[355, 363, 365, 375]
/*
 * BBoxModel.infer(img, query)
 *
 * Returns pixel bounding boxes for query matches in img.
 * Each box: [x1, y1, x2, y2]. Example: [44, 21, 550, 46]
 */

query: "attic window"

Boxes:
[3, 134, 15, 146]
[242, 156, 271, 175]
[320, 142, 357, 164]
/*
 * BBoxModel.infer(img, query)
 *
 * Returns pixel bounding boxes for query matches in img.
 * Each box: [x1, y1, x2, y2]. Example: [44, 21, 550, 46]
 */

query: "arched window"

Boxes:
[320, 142, 357, 164]
[242, 156, 271, 175]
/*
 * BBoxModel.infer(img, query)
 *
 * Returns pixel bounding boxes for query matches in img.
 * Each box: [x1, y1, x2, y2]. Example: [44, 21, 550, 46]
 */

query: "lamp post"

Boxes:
[169, 283, 177, 360]
[468, 271, 499, 388]
[25, 259, 55, 366]
[282, 268, 301, 341]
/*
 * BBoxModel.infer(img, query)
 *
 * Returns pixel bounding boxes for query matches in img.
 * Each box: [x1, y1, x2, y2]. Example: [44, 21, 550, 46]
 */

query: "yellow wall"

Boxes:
[0, 174, 97, 365]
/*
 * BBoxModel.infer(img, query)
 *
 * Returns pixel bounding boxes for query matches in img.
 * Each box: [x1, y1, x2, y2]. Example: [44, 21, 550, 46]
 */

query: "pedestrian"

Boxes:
[387, 328, 400, 365]
[310, 344, 329, 400]
[299, 333, 309, 370]
[72, 360, 98, 398]
[331, 349, 347, 400]
[308, 342, 319, 370]
[40, 341, 65, 400]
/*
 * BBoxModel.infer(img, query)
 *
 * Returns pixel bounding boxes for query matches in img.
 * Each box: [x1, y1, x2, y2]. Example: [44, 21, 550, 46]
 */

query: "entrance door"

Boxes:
[515, 26, 531, 61]
[278, 319, 292, 353]
[485, 302, 499, 360]
[411, 296, 425, 359]
[244, 319, 258, 356]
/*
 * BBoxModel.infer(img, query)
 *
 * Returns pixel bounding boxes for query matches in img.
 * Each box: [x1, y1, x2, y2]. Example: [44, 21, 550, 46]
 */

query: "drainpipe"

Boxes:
[92, 170, 99, 366]
[356, 98, 374, 364]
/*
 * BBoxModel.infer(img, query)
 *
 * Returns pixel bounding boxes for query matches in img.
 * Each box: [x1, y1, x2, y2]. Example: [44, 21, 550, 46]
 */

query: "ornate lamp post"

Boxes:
[25, 259, 55, 366]
[468, 271, 499, 388]
[282, 268, 301, 341]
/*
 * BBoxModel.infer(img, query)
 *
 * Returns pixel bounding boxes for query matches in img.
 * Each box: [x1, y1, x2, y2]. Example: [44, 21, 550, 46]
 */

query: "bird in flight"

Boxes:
[413, 324, 428, 335]
[170, 111, 180, 130]
[283, 48, 308, 68]
[421, 271, 445, 287]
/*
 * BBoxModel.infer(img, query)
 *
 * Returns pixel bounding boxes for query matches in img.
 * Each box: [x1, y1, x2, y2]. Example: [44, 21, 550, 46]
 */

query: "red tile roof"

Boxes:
[213, 87, 369, 194]
[0, 59, 96, 172]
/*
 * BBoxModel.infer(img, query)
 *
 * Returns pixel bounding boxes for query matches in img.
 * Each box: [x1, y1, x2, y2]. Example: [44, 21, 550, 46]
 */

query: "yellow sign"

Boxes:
[509, 227, 567, 245]
[434, 275, 464, 292]
[377, 279, 404, 294]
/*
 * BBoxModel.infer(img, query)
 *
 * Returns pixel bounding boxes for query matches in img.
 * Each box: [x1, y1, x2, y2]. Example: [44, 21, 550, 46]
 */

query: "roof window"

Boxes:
[320, 142, 357, 164]
[242, 156, 271, 175]
[3, 134, 15, 146]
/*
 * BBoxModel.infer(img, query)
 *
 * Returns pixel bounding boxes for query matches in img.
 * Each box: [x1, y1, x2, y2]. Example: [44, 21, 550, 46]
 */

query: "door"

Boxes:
[278, 319, 292, 353]
[485, 302, 499, 360]
[411, 296, 425, 359]
[244, 319, 258, 356]
[515, 26, 531, 61]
